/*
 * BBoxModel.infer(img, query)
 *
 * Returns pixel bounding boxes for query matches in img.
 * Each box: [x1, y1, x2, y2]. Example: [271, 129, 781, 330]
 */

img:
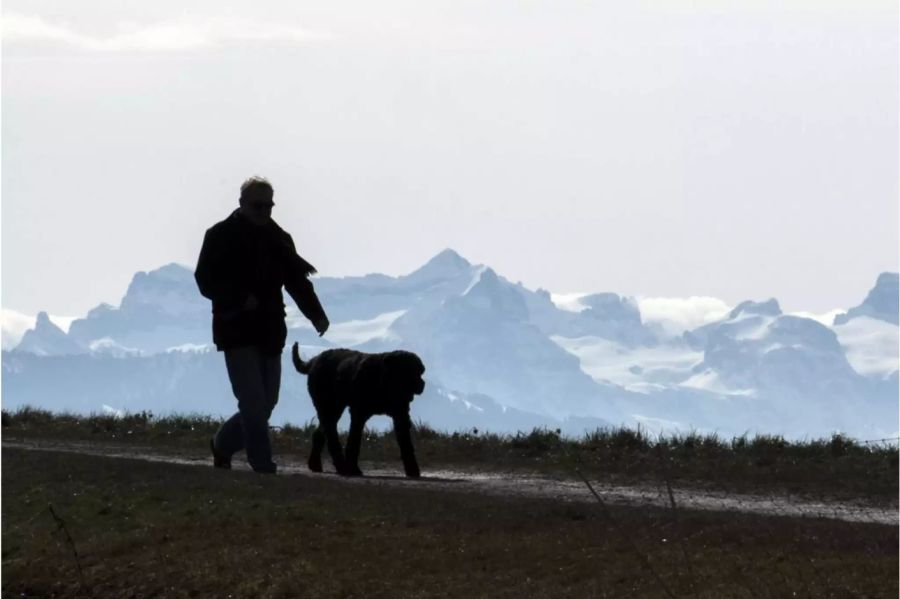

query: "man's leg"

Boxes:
[261, 352, 281, 421]
[259, 351, 282, 465]
[221, 346, 277, 472]
[211, 411, 242, 468]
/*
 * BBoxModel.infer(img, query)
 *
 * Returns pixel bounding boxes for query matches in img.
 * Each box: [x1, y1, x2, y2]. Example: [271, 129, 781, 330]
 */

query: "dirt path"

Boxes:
[4, 439, 896, 526]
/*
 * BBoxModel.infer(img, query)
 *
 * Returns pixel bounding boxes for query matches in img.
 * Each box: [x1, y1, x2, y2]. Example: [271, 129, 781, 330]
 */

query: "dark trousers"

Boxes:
[214, 346, 281, 471]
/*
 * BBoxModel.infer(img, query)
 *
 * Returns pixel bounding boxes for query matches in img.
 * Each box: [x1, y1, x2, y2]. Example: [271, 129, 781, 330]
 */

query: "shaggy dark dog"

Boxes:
[291, 342, 426, 477]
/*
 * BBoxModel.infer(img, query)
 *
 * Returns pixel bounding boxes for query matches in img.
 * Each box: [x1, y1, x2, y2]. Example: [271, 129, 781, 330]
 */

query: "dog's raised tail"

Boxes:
[291, 342, 311, 375]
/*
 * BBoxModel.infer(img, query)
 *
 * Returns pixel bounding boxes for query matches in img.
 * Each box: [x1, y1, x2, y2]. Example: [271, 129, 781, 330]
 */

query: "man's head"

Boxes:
[239, 176, 275, 226]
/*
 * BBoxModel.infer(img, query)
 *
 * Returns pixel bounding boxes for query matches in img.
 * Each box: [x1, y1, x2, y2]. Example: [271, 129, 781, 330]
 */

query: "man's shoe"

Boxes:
[210, 438, 231, 470]
[251, 462, 277, 474]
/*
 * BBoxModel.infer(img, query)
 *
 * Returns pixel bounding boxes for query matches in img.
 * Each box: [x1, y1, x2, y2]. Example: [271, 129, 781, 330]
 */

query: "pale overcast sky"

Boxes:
[2, 1, 897, 317]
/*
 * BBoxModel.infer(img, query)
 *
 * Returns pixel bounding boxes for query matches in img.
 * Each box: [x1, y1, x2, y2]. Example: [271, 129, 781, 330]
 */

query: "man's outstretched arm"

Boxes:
[282, 234, 329, 336]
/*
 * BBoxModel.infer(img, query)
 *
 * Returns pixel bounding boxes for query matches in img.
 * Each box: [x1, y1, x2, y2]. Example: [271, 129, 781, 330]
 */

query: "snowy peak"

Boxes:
[697, 309, 856, 397]
[526, 290, 656, 346]
[767, 315, 843, 352]
[834, 272, 899, 326]
[404, 248, 474, 283]
[703, 302, 838, 353]
[727, 298, 782, 320]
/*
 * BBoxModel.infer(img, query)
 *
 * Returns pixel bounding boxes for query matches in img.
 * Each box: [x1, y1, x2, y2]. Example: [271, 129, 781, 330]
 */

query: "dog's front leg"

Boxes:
[392, 412, 420, 478]
[322, 418, 348, 474]
[343, 412, 367, 476]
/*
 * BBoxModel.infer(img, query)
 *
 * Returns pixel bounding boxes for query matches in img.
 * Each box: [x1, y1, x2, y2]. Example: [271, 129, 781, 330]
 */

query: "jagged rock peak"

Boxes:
[125, 263, 194, 292]
[727, 298, 782, 320]
[120, 263, 204, 315]
[462, 267, 504, 297]
[834, 272, 899, 326]
[86, 303, 116, 319]
[424, 248, 471, 269]
[459, 267, 529, 320]
[146, 263, 192, 280]
[15, 311, 83, 356]
[876, 272, 899, 287]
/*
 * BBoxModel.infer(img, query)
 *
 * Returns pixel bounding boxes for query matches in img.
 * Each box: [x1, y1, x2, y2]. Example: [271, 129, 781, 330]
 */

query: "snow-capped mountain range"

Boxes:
[3, 250, 897, 439]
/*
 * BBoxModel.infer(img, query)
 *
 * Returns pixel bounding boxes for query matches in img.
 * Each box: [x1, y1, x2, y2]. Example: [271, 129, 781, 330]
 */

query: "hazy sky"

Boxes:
[3, 1, 897, 317]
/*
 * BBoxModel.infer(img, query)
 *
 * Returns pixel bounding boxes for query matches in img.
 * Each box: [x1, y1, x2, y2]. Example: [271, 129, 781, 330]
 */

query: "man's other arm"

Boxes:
[194, 228, 246, 311]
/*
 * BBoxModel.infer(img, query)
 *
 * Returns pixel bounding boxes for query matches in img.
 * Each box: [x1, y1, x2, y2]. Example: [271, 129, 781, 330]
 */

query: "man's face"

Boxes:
[240, 190, 274, 226]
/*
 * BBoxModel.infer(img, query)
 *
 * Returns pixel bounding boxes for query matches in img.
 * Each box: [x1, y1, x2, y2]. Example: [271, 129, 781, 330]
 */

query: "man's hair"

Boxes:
[239, 176, 274, 203]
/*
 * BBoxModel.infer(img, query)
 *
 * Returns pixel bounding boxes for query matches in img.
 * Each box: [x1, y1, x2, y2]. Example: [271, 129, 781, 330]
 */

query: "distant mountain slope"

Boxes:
[0, 349, 611, 436]
[3, 252, 897, 438]
[388, 267, 626, 421]
[65, 263, 211, 354]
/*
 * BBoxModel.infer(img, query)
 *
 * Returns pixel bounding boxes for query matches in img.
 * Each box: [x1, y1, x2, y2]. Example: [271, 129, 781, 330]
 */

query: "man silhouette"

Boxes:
[195, 176, 329, 473]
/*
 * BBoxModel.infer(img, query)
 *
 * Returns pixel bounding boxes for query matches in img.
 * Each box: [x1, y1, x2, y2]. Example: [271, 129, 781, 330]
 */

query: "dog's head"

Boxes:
[383, 351, 426, 400]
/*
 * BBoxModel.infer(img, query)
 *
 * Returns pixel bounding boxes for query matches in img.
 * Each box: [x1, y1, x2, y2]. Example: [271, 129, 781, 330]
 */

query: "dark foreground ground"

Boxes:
[3, 446, 898, 598]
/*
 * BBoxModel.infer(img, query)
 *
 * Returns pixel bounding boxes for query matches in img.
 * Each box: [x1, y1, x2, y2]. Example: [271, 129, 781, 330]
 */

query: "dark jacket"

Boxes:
[195, 209, 328, 354]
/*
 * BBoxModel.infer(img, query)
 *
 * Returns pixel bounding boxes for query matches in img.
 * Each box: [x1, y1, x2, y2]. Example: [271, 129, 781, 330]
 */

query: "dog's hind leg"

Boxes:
[307, 426, 325, 473]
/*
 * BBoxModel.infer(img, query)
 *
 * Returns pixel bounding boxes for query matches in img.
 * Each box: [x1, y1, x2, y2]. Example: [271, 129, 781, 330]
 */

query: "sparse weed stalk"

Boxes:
[4, 406, 57, 426]
[607, 426, 652, 453]
[411, 420, 442, 440]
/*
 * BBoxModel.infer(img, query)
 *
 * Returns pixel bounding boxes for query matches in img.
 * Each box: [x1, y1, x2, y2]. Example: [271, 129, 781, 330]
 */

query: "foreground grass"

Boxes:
[3, 407, 898, 503]
[3, 447, 897, 598]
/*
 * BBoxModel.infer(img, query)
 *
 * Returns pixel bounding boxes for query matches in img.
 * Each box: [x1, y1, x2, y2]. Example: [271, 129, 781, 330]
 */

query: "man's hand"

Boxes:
[313, 316, 329, 337]
[243, 294, 259, 311]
